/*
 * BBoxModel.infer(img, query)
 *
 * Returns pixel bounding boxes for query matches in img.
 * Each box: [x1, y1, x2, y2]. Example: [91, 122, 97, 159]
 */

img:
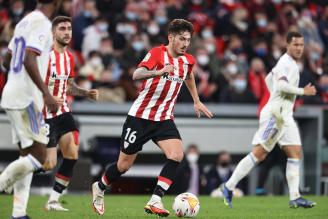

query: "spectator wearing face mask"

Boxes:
[220, 73, 257, 103]
[171, 144, 206, 195]
[79, 51, 105, 81]
[82, 16, 109, 59]
[206, 151, 245, 197]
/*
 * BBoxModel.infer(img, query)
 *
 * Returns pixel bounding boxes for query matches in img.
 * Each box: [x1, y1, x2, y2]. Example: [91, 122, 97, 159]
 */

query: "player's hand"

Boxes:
[303, 83, 317, 96]
[157, 64, 176, 76]
[87, 89, 99, 100]
[44, 93, 59, 112]
[194, 101, 213, 118]
[53, 96, 64, 106]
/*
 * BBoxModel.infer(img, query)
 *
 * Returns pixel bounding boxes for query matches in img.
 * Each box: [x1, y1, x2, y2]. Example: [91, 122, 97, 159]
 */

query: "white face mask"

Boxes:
[227, 63, 238, 75]
[201, 30, 213, 39]
[205, 44, 216, 54]
[187, 153, 199, 163]
[97, 23, 108, 32]
[233, 79, 247, 92]
[197, 54, 209, 66]
[90, 57, 102, 67]
[273, 50, 281, 59]
[132, 41, 145, 52]
[147, 24, 160, 36]
[81, 80, 92, 90]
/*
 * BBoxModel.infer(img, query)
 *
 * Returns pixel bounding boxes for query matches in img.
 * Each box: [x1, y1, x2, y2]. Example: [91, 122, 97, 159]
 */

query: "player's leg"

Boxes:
[280, 120, 316, 208]
[0, 109, 46, 192]
[92, 151, 137, 215]
[223, 116, 282, 207]
[144, 138, 183, 217]
[45, 131, 78, 211]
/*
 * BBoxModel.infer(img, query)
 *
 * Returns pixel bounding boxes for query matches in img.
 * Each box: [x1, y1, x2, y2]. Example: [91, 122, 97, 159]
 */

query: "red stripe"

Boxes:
[102, 175, 110, 185]
[43, 58, 52, 118]
[52, 50, 61, 117]
[160, 57, 184, 120]
[135, 76, 161, 118]
[60, 52, 69, 113]
[55, 173, 70, 181]
[158, 176, 172, 186]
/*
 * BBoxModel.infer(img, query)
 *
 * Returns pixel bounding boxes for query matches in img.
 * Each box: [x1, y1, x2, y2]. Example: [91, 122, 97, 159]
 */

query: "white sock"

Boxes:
[225, 153, 258, 191]
[0, 155, 41, 191]
[286, 158, 301, 200]
[150, 194, 161, 203]
[49, 190, 61, 202]
[12, 171, 33, 217]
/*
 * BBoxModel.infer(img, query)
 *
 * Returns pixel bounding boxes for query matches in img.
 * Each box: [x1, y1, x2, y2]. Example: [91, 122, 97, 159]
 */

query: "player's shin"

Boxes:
[0, 154, 42, 192]
[49, 158, 77, 202]
[151, 159, 180, 202]
[225, 152, 258, 191]
[286, 158, 301, 200]
[98, 162, 124, 191]
[12, 172, 33, 218]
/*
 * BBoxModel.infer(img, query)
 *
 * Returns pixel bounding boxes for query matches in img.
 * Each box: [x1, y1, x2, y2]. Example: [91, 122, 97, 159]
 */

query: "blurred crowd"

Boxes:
[0, 0, 328, 106]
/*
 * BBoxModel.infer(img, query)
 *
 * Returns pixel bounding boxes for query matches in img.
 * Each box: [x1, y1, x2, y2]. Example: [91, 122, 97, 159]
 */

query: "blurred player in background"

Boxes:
[41, 16, 98, 211]
[91, 19, 213, 217]
[0, 0, 62, 218]
[221, 31, 317, 209]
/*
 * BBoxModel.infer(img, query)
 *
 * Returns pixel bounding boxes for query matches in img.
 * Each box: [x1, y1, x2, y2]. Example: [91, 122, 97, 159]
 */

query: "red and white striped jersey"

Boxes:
[43, 49, 75, 119]
[128, 45, 195, 121]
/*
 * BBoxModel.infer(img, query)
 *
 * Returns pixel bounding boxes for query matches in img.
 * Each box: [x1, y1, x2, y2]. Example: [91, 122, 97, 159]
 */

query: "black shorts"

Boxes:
[45, 112, 79, 148]
[120, 115, 181, 154]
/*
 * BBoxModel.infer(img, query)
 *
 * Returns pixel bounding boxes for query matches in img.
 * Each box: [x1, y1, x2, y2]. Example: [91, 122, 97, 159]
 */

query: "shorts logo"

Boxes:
[124, 141, 130, 149]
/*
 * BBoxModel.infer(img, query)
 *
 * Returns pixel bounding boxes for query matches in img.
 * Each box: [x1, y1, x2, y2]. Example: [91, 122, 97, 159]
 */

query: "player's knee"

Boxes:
[167, 150, 184, 162]
[43, 159, 57, 171]
[117, 161, 132, 172]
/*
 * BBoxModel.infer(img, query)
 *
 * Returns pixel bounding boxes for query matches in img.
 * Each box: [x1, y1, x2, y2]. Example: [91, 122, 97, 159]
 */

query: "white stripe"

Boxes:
[56, 53, 66, 116]
[141, 75, 166, 119]
[157, 180, 170, 190]
[128, 78, 154, 116]
[55, 177, 69, 187]
[154, 57, 179, 121]
[180, 56, 189, 79]
[164, 51, 169, 65]
[63, 52, 70, 112]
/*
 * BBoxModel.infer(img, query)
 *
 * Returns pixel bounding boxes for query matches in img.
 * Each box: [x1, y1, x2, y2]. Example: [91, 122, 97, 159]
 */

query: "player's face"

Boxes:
[169, 31, 191, 56]
[54, 22, 72, 46]
[287, 37, 304, 60]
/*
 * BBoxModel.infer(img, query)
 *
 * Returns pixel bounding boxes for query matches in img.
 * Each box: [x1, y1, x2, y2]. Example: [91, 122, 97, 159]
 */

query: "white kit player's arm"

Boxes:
[277, 76, 304, 95]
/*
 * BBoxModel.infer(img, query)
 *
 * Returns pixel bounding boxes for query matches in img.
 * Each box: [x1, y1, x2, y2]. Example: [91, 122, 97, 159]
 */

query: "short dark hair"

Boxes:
[286, 31, 303, 43]
[52, 16, 72, 29]
[168, 19, 194, 36]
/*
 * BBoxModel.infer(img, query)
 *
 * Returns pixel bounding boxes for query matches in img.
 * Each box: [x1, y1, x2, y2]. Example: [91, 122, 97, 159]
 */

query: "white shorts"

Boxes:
[252, 116, 301, 152]
[5, 102, 48, 149]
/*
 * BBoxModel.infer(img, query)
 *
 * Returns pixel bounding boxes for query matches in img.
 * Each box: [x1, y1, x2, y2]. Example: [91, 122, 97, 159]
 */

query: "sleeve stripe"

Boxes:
[26, 46, 42, 55]
[278, 76, 289, 83]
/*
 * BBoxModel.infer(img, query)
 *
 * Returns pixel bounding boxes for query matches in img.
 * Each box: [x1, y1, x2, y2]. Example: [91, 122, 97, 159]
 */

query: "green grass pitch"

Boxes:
[0, 195, 327, 219]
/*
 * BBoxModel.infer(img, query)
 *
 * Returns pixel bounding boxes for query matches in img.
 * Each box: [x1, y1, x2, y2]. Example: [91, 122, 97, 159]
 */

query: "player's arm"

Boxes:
[277, 76, 316, 96]
[67, 78, 98, 100]
[1, 51, 12, 73]
[24, 50, 58, 112]
[184, 70, 213, 118]
[132, 65, 175, 81]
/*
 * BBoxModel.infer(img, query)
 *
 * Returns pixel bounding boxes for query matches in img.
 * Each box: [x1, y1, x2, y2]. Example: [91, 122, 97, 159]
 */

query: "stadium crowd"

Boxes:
[0, 0, 327, 106]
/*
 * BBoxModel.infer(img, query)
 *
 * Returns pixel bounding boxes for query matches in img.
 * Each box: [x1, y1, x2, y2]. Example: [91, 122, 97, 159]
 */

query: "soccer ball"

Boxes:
[172, 192, 200, 218]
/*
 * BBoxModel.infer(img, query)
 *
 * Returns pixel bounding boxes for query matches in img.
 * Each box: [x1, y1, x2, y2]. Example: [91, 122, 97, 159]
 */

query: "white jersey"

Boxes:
[1, 10, 53, 111]
[260, 53, 303, 121]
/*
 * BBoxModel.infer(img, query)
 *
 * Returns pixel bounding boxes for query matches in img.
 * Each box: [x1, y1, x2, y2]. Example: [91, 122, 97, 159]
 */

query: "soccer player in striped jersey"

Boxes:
[92, 19, 213, 217]
[0, 1, 62, 218]
[43, 16, 98, 211]
[221, 31, 317, 209]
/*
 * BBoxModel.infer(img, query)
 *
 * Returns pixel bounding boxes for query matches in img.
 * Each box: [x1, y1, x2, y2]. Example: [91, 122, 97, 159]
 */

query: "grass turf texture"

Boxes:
[0, 195, 327, 219]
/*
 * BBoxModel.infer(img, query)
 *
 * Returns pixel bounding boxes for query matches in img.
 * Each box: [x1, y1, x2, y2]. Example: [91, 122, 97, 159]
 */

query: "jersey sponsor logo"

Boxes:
[162, 73, 184, 83]
[50, 72, 69, 80]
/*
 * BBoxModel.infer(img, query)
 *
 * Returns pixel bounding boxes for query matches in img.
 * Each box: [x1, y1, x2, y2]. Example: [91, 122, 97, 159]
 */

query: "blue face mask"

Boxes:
[156, 16, 167, 25]
[126, 11, 138, 21]
[132, 41, 144, 52]
[83, 10, 92, 18]
[255, 48, 267, 57]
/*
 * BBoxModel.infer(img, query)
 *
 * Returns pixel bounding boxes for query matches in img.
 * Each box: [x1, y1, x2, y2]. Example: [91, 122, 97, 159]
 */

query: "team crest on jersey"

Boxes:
[163, 73, 184, 83]
[142, 52, 151, 62]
